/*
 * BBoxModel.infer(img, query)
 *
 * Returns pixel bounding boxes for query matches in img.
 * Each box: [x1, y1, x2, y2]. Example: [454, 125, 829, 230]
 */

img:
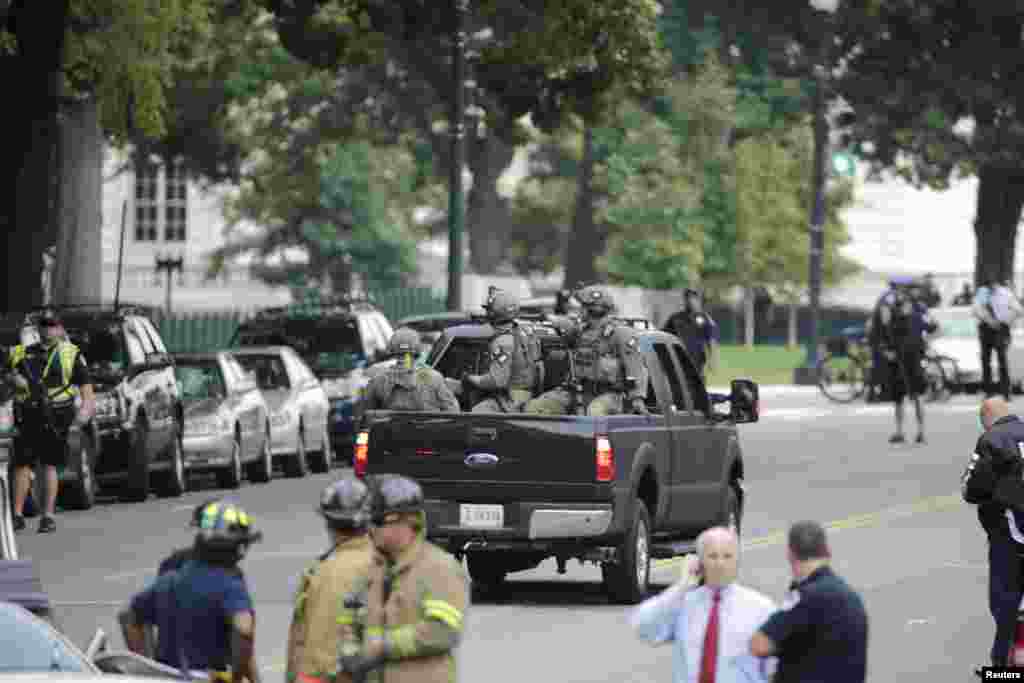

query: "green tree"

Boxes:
[0, 0, 212, 308]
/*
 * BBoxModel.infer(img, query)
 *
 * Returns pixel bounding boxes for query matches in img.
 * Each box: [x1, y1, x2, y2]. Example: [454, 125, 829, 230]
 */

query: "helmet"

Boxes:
[578, 286, 615, 315]
[369, 474, 424, 524]
[683, 287, 702, 299]
[194, 500, 263, 552]
[318, 476, 372, 530]
[483, 289, 520, 323]
[190, 497, 227, 528]
[386, 327, 421, 356]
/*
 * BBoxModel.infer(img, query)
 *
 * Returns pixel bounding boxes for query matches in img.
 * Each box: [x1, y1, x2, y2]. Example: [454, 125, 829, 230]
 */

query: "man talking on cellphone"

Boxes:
[631, 526, 777, 682]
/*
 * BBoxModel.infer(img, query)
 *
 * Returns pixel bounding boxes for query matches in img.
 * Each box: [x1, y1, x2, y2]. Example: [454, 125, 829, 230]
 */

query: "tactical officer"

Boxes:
[961, 397, 1024, 668]
[120, 500, 263, 682]
[8, 310, 95, 533]
[463, 289, 542, 412]
[751, 520, 868, 683]
[286, 477, 374, 683]
[662, 287, 719, 378]
[337, 474, 470, 683]
[362, 328, 459, 412]
[525, 286, 648, 416]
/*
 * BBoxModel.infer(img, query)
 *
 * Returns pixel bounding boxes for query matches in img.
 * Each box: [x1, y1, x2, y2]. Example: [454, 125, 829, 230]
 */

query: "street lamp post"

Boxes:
[446, 0, 468, 312]
[154, 254, 184, 315]
[794, 0, 839, 385]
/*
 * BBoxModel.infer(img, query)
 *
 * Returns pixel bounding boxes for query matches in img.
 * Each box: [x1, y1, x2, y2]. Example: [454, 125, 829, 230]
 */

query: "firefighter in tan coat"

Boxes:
[337, 474, 470, 683]
[285, 477, 375, 683]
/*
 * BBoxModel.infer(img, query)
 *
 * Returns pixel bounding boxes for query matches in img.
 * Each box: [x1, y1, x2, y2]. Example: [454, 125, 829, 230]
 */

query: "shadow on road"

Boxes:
[471, 579, 675, 607]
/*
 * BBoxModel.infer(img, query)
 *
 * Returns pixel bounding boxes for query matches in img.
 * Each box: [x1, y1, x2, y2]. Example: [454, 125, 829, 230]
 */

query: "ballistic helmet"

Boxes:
[483, 289, 520, 323]
[578, 285, 615, 316]
[386, 327, 421, 356]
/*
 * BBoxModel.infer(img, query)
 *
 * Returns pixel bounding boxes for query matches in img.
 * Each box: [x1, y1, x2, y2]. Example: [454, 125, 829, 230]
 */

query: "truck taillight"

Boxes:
[596, 435, 614, 482]
[354, 431, 369, 477]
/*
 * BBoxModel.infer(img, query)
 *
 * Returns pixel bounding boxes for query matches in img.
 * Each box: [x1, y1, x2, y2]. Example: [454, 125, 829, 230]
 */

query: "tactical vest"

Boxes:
[10, 342, 81, 404]
[574, 322, 624, 389]
[506, 323, 544, 394]
[380, 367, 438, 411]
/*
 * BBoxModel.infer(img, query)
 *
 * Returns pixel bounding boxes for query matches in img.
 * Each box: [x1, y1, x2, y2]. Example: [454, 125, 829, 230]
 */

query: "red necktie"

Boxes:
[699, 588, 721, 683]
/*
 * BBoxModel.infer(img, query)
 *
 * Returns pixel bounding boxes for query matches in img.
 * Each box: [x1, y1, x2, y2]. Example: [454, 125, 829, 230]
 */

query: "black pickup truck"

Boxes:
[355, 324, 759, 604]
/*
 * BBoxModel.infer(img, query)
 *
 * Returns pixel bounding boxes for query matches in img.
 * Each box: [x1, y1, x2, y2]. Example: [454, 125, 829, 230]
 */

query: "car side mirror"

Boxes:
[729, 379, 759, 424]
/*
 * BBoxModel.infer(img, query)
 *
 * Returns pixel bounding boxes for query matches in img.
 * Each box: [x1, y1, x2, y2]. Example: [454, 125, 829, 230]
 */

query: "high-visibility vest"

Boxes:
[10, 342, 81, 404]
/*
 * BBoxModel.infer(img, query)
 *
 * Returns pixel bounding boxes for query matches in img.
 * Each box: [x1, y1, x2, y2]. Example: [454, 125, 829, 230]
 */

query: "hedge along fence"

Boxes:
[155, 287, 448, 353]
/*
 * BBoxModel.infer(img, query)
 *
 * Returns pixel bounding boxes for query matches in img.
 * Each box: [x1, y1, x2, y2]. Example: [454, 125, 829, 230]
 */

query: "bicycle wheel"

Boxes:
[817, 353, 867, 404]
[921, 355, 951, 403]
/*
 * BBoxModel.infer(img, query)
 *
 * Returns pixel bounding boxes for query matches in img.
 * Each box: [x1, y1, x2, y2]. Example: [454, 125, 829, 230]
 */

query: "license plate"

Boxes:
[459, 504, 503, 529]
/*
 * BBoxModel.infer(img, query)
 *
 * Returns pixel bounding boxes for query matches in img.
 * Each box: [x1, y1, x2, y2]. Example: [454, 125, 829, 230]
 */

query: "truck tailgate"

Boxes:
[363, 412, 606, 503]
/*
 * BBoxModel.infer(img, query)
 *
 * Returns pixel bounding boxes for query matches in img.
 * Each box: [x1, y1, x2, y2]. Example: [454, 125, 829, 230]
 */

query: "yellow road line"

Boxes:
[652, 492, 964, 572]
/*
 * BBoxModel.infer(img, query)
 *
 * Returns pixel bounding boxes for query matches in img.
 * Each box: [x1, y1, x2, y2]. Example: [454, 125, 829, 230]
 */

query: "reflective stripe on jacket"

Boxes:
[10, 342, 81, 403]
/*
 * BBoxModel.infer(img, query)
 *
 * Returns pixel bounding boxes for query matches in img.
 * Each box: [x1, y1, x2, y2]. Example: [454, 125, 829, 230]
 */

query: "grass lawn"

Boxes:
[705, 344, 808, 388]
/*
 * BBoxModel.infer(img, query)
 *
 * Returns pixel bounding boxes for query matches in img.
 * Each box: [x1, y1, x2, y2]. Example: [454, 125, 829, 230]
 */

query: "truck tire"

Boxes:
[155, 425, 186, 498]
[725, 482, 743, 538]
[246, 428, 273, 484]
[61, 433, 96, 511]
[466, 553, 507, 591]
[602, 500, 651, 605]
[122, 418, 151, 503]
[216, 435, 243, 489]
[283, 429, 308, 478]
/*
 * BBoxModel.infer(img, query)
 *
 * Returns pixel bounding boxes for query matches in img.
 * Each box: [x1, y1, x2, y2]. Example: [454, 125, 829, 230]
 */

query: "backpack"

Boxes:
[511, 323, 545, 395]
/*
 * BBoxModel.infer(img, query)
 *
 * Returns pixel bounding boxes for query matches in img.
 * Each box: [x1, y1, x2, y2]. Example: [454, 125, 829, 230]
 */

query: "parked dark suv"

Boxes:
[31, 306, 186, 503]
[231, 297, 393, 461]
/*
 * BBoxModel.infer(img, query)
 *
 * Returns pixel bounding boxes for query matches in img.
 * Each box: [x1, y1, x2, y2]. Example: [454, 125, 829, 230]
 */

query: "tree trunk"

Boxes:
[465, 133, 516, 274]
[974, 163, 1024, 288]
[563, 125, 606, 288]
[787, 301, 798, 350]
[53, 97, 104, 306]
[743, 286, 755, 349]
[0, 0, 70, 311]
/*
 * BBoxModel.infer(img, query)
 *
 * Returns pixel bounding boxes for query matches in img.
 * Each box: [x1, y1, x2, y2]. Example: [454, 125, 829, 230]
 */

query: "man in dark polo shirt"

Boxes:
[750, 520, 868, 682]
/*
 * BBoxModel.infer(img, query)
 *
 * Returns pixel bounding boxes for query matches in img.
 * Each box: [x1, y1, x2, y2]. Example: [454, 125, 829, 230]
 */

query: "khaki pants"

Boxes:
[522, 389, 624, 416]
[471, 389, 532, 413]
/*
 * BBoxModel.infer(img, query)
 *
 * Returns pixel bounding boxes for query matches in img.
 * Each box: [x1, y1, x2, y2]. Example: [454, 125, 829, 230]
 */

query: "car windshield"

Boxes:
[234, 355, 290, 390]
[932, 311, 976, 338]
[0, 602, 91, 673]
[66, 324, 131, 372]
[237, 320, 363, 376]
[174, 361, 226, 401]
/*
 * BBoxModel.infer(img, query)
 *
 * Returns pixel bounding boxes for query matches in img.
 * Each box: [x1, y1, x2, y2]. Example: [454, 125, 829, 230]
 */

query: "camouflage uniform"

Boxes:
[362, 328, 459, 412]
[525, 287, 649, 416]
[465, 290, 541, 412]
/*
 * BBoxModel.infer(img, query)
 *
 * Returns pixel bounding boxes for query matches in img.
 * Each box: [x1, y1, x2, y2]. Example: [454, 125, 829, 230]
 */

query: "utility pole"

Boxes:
[154, 255, 184, 315]
[446, 0, 468, 312]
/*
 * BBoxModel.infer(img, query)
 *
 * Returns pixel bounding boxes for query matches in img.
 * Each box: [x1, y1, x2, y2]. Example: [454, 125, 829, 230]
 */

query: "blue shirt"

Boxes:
[632, 582, 778, 683]
[131, 560, 253, 671]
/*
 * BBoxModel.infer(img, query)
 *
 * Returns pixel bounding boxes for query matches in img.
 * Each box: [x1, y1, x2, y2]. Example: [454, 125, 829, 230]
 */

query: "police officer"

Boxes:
[362, 328, 459, 412]
[751, 520, 868, 683]
[8, 310, 95, 533]
[525, 286, 648, 416]
[662, 287, 719, 378]
[872, 284, 936, 443]
[286, 477, 374, 683]
[337, 474, 469, 683]
[961, 397, 1024, 668]
[119, 500, 263, 683]
[463, 289, 541, 412]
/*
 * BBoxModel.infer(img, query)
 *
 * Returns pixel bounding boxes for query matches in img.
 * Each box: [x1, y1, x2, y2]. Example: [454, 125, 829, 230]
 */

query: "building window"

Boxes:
[134, 163, 159, 242]
[133, 158, 188, 243]
[164, 159, 188, 242]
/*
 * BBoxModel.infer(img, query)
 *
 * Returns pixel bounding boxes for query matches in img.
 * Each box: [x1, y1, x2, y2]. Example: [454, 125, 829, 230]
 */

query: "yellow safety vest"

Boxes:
[10, 342, 82, 404]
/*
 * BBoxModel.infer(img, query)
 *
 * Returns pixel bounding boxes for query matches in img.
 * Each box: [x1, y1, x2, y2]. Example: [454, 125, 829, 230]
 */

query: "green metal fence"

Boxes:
[155, 287, 447, 353]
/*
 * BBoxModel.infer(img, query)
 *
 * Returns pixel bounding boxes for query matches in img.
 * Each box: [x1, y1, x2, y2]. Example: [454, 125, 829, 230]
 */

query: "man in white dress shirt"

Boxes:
[631, 527, 777, 683]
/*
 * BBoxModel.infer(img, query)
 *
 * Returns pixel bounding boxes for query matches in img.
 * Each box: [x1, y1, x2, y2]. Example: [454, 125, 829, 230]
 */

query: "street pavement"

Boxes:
[17, 391, 999, 682]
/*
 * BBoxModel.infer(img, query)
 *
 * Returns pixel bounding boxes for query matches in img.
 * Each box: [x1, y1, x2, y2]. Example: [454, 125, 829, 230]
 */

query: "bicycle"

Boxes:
[816, 330, 957, 405]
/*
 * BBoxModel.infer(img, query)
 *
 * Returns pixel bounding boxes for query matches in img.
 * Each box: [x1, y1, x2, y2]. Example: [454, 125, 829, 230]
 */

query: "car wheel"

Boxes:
[155, 427, 186, 498]
[602, 500, 651, 605]
[216, 436, 243, 489]
[122, 418, 151, 503]
[61, 433, 96, 511]
[246, 428, 273, 484]
[283, 426, 308, 478]
[310, 425, 333, 473]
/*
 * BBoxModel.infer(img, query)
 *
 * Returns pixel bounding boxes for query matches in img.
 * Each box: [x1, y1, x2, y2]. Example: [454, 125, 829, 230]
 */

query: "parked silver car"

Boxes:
[173, 352, 273, 489]
[232, 347, 332, 477]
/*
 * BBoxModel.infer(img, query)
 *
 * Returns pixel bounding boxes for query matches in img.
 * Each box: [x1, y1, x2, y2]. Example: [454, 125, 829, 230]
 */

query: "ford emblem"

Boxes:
[464, 452, 499, 468]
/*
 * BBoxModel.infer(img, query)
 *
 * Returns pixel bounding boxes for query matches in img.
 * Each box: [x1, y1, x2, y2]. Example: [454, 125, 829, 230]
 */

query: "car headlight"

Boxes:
[186, 415, 232, 436]
[270, 410, 296, 428]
